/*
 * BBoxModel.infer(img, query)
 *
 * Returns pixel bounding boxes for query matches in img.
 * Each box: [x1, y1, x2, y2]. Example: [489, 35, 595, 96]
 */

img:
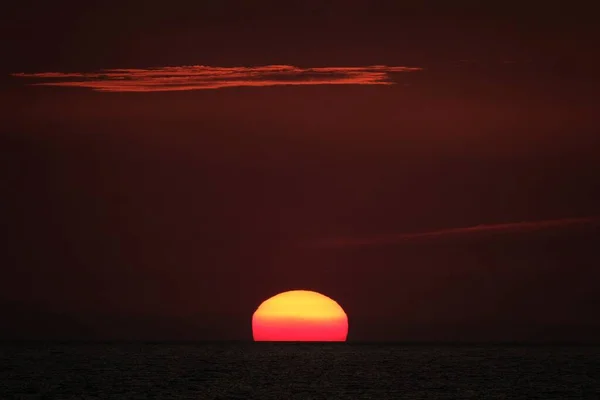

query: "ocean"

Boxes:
[1, 343, 598, 399]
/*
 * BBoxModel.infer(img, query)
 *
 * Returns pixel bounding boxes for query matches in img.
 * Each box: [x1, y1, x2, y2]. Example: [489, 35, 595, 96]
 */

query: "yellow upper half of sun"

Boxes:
[253, 290, 347, 321]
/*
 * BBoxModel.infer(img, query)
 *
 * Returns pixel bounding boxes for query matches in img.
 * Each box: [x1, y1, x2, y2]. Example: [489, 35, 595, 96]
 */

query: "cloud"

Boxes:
[11, 65, 422, 92]
[309, 216, 600, 248]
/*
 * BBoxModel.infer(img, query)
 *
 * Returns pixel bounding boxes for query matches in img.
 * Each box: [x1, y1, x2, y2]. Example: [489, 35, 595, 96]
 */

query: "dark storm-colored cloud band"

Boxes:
[11, 65, 422, 92]
[310, 216, 600, 248]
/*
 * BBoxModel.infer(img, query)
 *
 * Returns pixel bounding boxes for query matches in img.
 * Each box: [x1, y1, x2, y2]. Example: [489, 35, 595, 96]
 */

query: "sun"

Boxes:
[252, 290, 348, 341]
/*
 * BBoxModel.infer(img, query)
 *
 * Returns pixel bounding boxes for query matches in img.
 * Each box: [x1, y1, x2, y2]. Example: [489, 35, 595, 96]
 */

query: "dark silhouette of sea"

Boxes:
[1, 342, 598, 399]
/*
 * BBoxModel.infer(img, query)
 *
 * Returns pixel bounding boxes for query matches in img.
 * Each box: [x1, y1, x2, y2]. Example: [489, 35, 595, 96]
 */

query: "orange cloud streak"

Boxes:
[310, 216, 600, 248]
[11, 65, 422, 92]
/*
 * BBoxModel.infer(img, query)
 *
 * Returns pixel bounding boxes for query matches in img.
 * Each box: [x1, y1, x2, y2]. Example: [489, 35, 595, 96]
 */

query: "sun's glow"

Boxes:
[252, 290, 348, 341]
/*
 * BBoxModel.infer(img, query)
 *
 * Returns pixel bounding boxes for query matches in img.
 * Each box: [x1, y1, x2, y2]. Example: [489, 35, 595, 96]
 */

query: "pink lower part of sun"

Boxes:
[252, 317, 348, 341]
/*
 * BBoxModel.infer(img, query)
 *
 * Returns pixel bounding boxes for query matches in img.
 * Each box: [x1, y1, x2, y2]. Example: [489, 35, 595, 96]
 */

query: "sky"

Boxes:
[1, 1, 599, 341]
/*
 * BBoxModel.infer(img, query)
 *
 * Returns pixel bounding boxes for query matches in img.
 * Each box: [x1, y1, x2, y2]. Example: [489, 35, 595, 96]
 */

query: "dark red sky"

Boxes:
[1, 1, 599, 341]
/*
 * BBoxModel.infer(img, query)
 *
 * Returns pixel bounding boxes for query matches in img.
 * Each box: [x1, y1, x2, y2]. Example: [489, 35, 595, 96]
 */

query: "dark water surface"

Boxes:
[1, 343, 599, 399]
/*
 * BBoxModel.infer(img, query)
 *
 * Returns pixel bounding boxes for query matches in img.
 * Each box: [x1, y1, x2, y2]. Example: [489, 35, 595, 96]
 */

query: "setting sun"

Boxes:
[252, 290, 348, 342]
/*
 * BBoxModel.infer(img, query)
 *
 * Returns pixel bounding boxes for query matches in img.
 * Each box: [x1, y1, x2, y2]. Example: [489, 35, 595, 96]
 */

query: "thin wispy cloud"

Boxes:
[309, 216, 600, 248]
[11, 65, 422, 92]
